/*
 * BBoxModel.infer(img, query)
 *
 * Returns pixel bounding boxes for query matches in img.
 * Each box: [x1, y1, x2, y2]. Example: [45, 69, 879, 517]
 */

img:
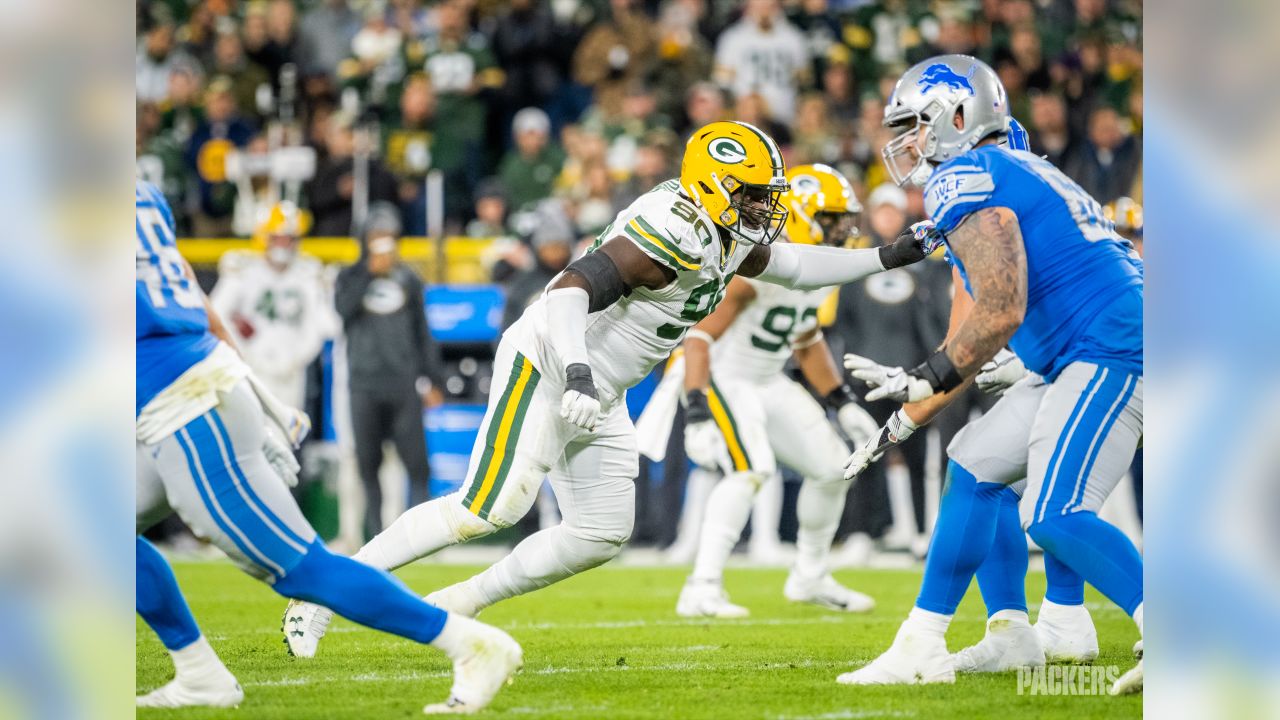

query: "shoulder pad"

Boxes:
[621, 190, 712, 273]
[924, 154, 996, 232]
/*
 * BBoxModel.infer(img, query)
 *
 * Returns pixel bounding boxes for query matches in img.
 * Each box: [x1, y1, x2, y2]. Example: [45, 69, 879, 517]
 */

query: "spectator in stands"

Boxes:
[490, 0, 567, 126]
[646, 0, 713, 124]
[791, 92, 837, 164]
[465, 178, 510, 239]
[383, 74, 442, 236]
[137, 8, 190, 103]
[185, 77, 256, 236]
[676, 81, 726, 141]
[247, 0, 300, 84]
[210, 28, 271, 123]
[297, 0, 362, 80]
[500, 199, 575, 331]
[611, 129, 675, 211]
[308, 112, 400, 236]
[497, 107, 565, 212]
[157, 60, 205, 148]
[1064, 105, 1141, 204]
[335, 204, 445, 538]
[1027, 90, 1076, 169]
[573, 0, 656, 120]
[714, 0, 809, 125]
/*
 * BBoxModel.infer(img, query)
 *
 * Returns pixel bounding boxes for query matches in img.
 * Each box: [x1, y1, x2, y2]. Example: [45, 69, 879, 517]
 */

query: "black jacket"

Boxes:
[335, 260, 446, 394]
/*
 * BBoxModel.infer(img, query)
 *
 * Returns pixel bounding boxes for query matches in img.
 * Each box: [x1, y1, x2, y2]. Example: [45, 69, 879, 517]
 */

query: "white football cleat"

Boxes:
[1110, 659, 1143, 695]
[1034, 599, 1098, 663]
[283, 599, 334, 658]
[836, 622, 955, 685]
[784, 572, 874, 613]
[676, 579, 750, 618]
[136, 672, 243, 708]
[423, 618, 522, 715]
[426, 582, 485, 618]
[952, 610, 1046, 672]
[1133, 639, 1143, 659]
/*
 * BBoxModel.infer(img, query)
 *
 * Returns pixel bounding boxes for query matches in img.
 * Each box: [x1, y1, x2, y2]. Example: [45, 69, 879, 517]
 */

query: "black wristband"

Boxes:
[685, 388, 713, 424]
[823, 384, 859, 411]
[910, 350, 964, 393]
[878, 231, 926, 269]
[565, 363, 598, 399]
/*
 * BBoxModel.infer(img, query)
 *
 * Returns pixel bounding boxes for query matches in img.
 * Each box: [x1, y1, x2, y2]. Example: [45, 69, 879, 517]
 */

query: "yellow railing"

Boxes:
[177, 236, 497, 284]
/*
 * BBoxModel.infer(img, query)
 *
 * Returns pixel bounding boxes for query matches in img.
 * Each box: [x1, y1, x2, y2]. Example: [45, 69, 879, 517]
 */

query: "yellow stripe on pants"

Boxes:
[468, 358, 535, 514]
[707, 389, 750, 472]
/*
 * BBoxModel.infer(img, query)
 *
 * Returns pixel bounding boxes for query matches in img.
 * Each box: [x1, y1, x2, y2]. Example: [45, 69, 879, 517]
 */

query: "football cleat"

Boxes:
[426, 582, 485, 619]
[952, 610, 1046, 672]
[423, 619, 523, 715]
[1133, 639, 1143, 659]
[1110, 659, 1143, 695]
[1034, 599, 1099, 663]
[136, 674, 243, 708]
[784, 572, 875, 613]
[837, 622, 954, 685]
[676, 579, 750, 619]
[282, 599, 334, 658]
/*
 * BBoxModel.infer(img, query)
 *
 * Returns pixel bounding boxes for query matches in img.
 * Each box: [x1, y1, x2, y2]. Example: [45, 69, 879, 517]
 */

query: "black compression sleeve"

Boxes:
[563, 251, 629, 312]
[910, 349, 964, 393]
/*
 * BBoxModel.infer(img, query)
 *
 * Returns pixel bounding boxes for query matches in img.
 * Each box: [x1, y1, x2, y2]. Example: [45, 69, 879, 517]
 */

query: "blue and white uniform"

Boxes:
[135, 179, 316, 581]
[916, 146, 1144, 621]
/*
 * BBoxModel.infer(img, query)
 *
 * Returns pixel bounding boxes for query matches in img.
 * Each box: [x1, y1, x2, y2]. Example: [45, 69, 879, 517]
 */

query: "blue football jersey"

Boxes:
[136, 180, 218, 414]
[927, 145, 1143, 380]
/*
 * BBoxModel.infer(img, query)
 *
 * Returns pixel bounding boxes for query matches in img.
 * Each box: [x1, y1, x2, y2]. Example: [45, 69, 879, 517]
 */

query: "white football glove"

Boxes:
[844, 409, 920, 480]
[975, 349, 1027, 396]
[843, 353, 935, 403]
[561, 363, 602, 430]
[836, 401, 879, 447]
[263, 424, 301, 488]
[684, 420, 730, 471]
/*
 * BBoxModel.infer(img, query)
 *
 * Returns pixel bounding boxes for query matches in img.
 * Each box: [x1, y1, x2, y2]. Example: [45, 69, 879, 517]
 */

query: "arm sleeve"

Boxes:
[544, 287, 590, 371]
[754, 243, 886, 291]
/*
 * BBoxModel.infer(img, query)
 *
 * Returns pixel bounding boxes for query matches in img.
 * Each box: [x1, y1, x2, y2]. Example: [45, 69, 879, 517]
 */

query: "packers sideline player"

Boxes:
[283, 122, 937, 654]
[637, 164, 891, 618]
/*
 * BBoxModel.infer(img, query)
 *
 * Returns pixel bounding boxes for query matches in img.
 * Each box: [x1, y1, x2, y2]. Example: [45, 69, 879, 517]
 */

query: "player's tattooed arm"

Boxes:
[942, 207, 1027, 377]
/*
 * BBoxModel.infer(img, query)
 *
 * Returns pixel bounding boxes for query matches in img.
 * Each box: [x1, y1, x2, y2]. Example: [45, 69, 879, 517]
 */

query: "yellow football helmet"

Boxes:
[1104, 197, 1143, 238]
[252, 201, 312, 248]
[782, 163, 862, 246]
[680, 121, 789, 245]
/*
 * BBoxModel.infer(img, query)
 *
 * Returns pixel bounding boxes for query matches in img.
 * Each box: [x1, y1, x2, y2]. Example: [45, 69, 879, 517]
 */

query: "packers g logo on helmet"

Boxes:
[782, 163, 862, 246]
[707, 137, 747, 164]
[680, 121, 789, 246]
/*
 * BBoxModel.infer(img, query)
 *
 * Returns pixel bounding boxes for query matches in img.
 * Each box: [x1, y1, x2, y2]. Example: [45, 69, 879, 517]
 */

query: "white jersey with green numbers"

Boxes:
[505, 179, 755, 403]
[710, 276, 833, 384]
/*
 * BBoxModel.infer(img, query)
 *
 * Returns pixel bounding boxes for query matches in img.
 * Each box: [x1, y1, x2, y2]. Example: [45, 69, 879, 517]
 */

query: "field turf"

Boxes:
[137, 561, 1142, 719]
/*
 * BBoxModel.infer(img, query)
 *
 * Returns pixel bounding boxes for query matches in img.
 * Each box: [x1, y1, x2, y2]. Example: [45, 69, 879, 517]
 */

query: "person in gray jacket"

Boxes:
[335, 204, 446, 538]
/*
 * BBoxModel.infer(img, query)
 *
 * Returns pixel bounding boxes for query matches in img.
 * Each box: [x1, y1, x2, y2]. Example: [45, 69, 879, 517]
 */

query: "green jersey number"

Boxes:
[657, 278, 728, 340]
[750, 305, 818, 352]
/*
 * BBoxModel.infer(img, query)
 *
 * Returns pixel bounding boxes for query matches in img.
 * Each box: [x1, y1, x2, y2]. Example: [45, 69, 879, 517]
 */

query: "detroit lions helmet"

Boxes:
[882, 55, 1010, 187]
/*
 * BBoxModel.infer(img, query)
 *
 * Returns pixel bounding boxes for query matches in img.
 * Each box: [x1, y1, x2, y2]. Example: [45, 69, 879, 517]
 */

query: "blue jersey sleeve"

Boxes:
[923, 157, 997, 233]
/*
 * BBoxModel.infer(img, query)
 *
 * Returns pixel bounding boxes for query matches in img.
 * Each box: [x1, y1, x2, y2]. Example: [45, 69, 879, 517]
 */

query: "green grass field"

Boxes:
[137, 561, 1141, 719]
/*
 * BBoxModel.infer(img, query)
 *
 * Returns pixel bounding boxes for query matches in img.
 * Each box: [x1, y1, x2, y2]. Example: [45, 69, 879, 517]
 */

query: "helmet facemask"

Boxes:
[882, 102, 947, 188]
[713, 173, 789, 246]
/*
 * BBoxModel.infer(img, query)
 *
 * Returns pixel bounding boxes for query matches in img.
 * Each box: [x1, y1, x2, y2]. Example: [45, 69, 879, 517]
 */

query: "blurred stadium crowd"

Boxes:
[136, 0, 1143, 557]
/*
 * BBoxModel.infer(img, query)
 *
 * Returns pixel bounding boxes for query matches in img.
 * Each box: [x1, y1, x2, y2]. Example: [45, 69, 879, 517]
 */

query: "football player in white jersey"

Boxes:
[661, 164, 883, 617]
[210, 202, 335, 410]
[283, 122, 936, 654]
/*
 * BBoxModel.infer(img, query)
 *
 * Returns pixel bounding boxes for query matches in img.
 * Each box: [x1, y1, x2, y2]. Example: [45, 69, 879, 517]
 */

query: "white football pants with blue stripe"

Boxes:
[948, 361, 1144, 617]
[137, 381, 315, 580]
